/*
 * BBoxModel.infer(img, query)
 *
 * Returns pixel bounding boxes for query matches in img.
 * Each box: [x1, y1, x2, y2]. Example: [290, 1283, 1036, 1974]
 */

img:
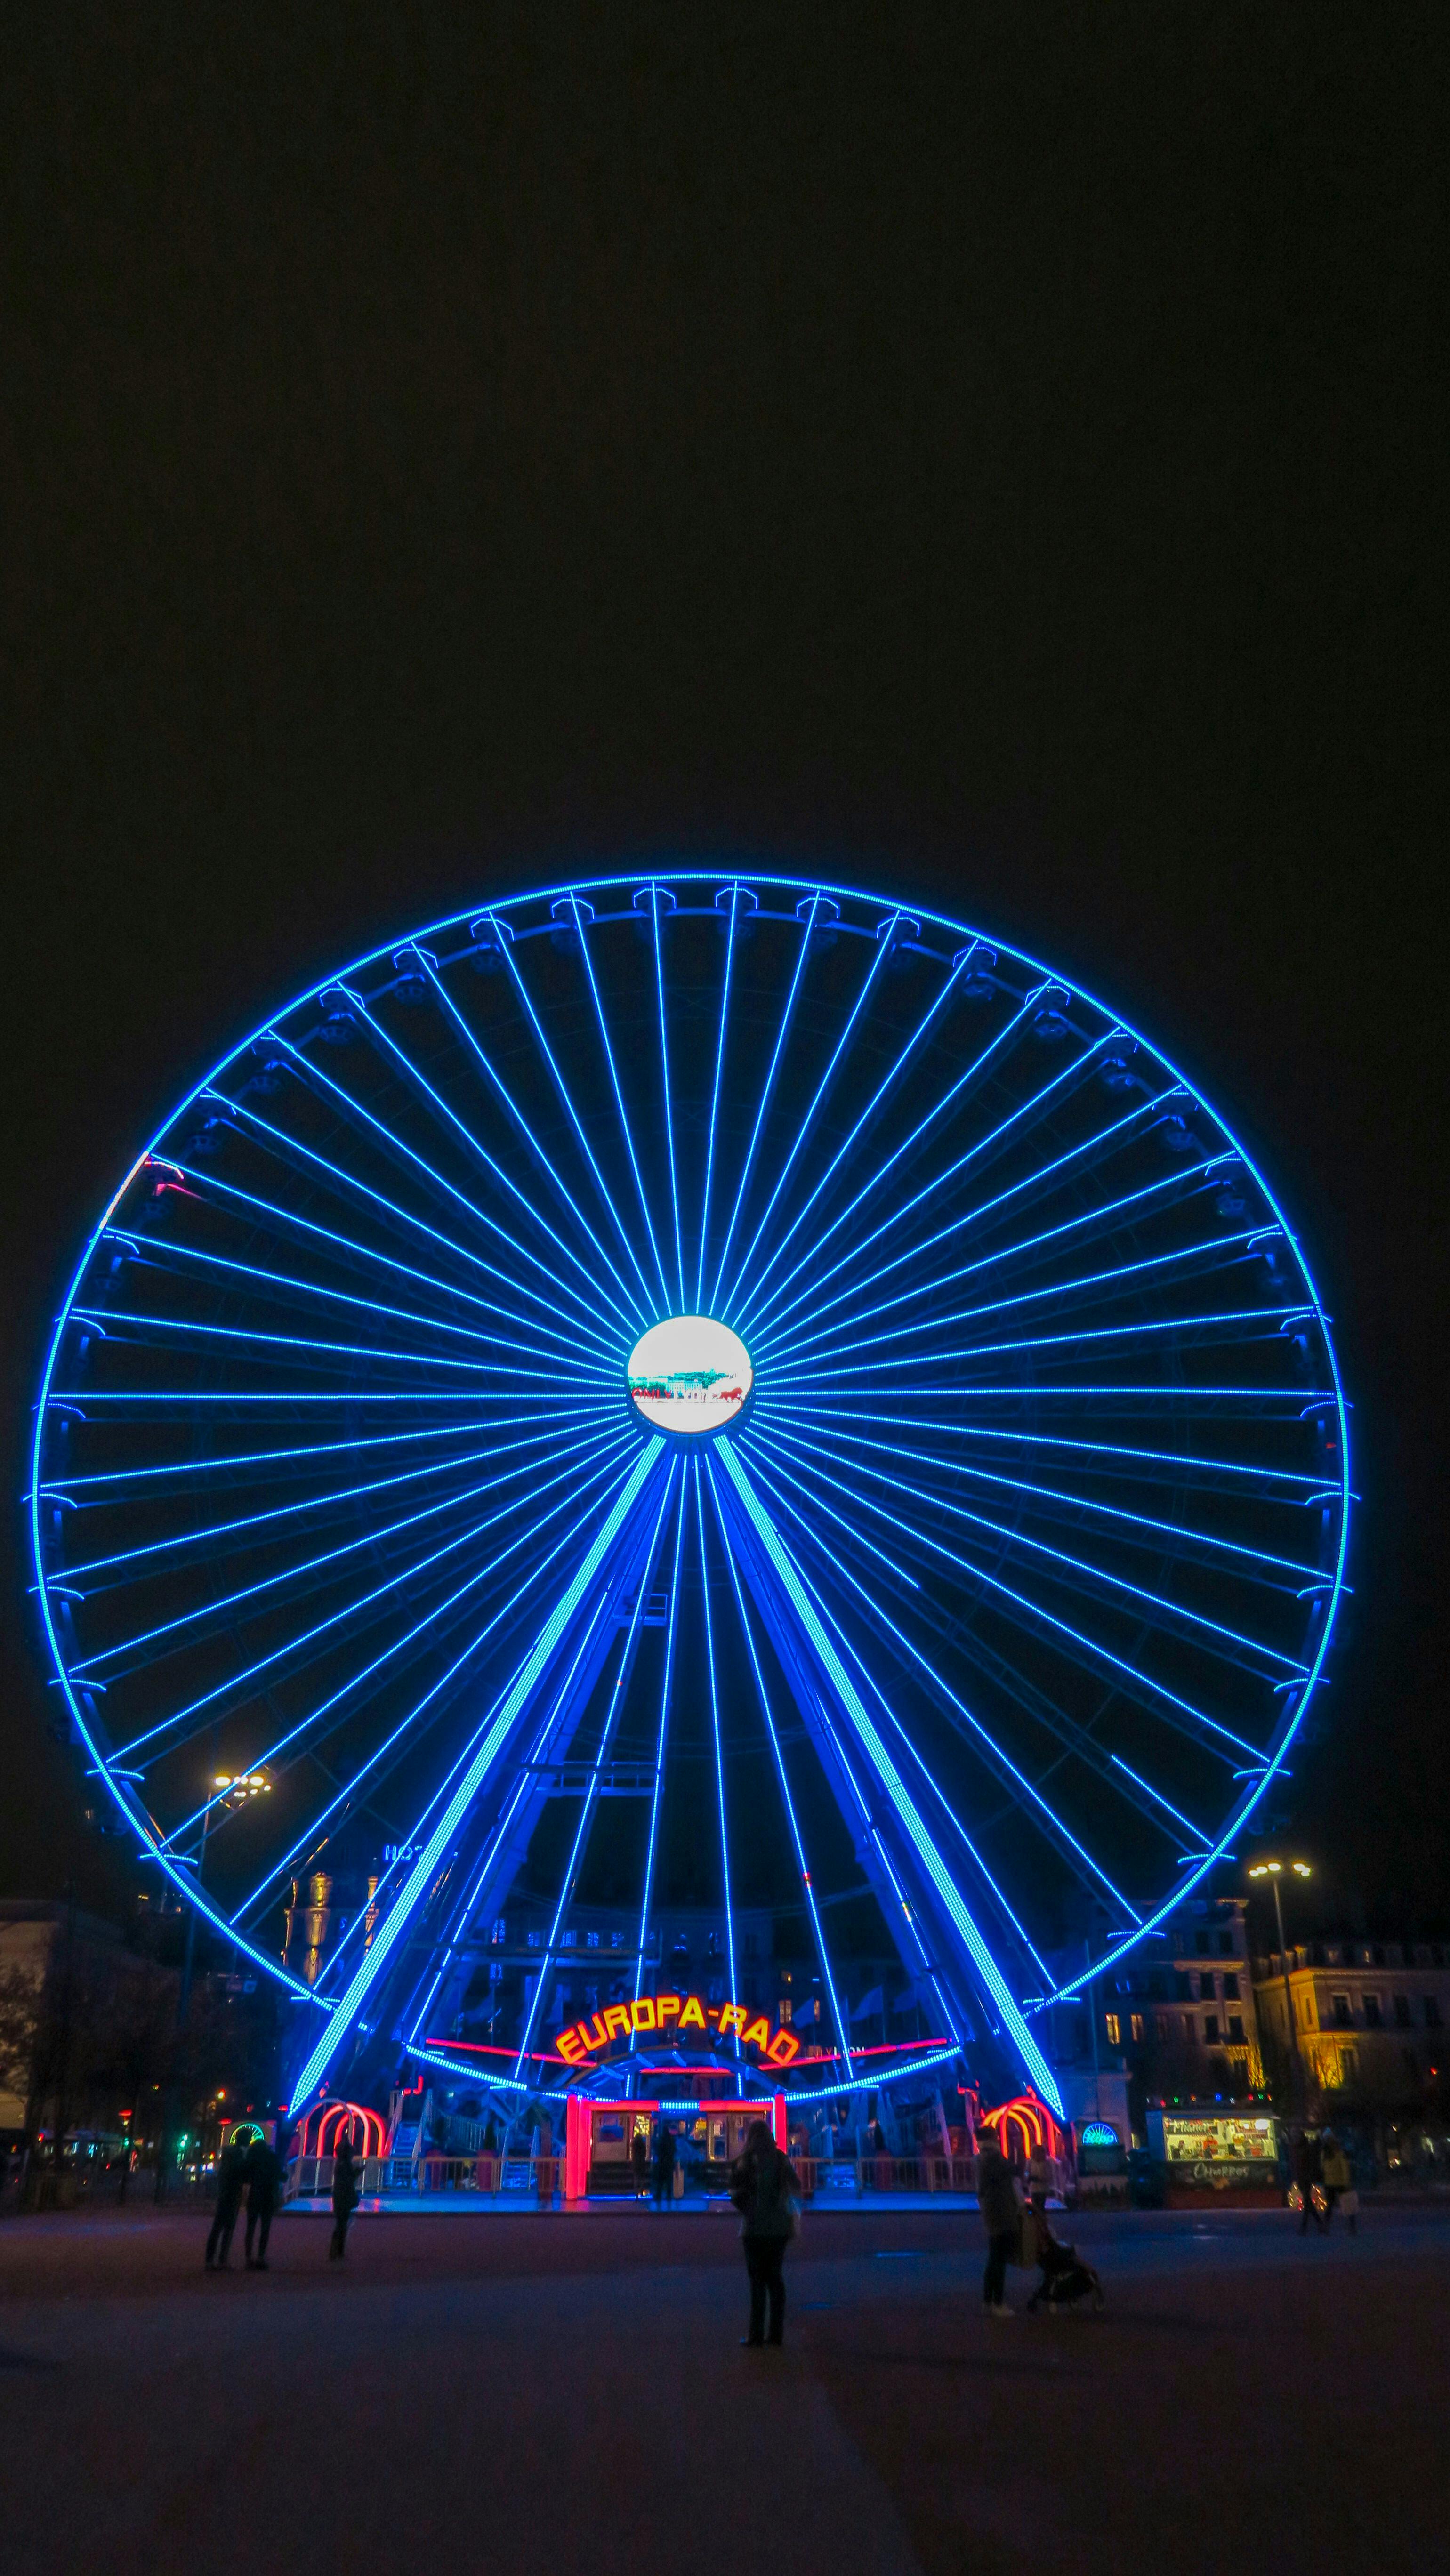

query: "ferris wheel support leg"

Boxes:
[290, 1439, 669, 2110]
[715, 1439, 1063, 2117]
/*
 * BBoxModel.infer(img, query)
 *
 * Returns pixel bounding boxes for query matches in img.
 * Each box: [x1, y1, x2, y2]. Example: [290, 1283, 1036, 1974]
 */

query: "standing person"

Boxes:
[1293, 2128, 1326, 2236]
[329, 2126, 361, 2261]
[1320, 2132, 1351, 2230]
[243, 2131, 284, 2270]
[204, 2135, 248, 2271]
[730, 2118, 801, 2348]
[652, 2117, 677, 2211]
[977, 2133, 1023, 2319]
[630, 2123, 650, 2202]
[1026, 2138, 1053, 2217]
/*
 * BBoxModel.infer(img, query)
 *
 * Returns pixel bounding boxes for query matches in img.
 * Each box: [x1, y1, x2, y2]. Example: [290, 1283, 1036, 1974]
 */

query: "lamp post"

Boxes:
[162, 1771, 272, 2200]
[1248, 1860, 1312, 2118]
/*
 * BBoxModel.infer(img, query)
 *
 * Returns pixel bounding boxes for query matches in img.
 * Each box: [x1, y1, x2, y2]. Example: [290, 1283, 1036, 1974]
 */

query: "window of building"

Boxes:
[1218, 1930, 1234, 1956]
[1198, 1972, 1216, 2002]
[526, 1930, 541, 1949]
[1183, 2013, 1196, 2041]
[1223, 1972, 1240, 2001]
[1394, 1994, 1412, 2028]
[1194, 1930, 1211, 1955]
[1104, 2013, 1121, 2046]
[586, 1930, 600, 1948]
[1371, 1944, 1386, 1967]
[1228, 2015, 1245, 2044]
[1425, 1996, 1442, 2029]
[1331, 1993, 1352, 2029]
[779, 1997, 792, 2022]
[1302, 1992, 1316, 2029]
[1338, 2045, 1358, 2086]
[1155, 2012, 1170, 2042]
[490, 1918, 506, 1944]
[1204, 2014, 1220, 2045]
[561, 1929, 576, 1947]
[1130, 2013, 1144, 2044]
[611, 1931, 624, 1948]
[1175, 1971, 1193, 2002]
[1362, 1993, 1382, 2029]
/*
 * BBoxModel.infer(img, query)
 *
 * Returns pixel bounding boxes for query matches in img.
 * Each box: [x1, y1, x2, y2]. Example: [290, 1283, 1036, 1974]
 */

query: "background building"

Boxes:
[1253, 1933, 1448, 2110]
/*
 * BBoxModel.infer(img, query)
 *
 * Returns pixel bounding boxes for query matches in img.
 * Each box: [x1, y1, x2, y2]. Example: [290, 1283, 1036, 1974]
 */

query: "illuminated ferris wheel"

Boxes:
[30, 875, 1349, 2117]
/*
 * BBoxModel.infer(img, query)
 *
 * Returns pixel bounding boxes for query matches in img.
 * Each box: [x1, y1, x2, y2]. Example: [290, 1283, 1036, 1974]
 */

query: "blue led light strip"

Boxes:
[716, 1438, 1063, 2115]
[292, 1438, 666, 2105]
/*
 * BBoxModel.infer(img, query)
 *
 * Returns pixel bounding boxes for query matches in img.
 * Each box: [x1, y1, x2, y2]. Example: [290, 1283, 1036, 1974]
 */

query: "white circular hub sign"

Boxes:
[626, 1316, 753, 1437]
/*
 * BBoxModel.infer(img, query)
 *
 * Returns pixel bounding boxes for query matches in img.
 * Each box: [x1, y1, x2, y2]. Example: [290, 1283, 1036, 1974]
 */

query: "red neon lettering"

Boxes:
[677, 1996, 707, 2032]
[718, 2004, 746, 2037]
[630, 1997, 657, 2032]
[741, 2015, 771, 2050]
[765, 2029, 801, 2066]
[604, 2004, 632, 2040]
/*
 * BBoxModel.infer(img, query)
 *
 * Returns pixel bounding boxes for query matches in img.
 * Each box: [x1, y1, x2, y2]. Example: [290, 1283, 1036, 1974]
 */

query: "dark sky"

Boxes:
[3, 8, 1445, 1936]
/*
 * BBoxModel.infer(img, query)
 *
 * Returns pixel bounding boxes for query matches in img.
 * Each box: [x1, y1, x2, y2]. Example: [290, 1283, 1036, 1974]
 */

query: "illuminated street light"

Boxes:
[1248, 1860, 1313, 2115]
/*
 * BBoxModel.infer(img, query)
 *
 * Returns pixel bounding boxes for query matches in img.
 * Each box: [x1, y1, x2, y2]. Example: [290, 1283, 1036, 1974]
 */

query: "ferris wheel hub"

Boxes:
[626, 1315, 753, 1440]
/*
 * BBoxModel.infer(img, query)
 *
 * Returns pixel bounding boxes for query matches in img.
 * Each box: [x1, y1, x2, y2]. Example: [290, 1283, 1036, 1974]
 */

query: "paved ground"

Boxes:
[3, 2200, 1448, 2576]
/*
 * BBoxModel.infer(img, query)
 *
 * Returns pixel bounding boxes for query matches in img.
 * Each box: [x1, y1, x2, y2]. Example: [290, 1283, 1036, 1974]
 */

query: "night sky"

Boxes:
[4, 11, 1445, 1938]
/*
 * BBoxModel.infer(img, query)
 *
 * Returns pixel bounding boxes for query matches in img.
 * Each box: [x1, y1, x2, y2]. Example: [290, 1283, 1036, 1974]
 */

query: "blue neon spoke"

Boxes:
[185, 1442, 647, 1872]
[721, 912, 902, 1318]
[566, 899, 673, 1312]
[271, 1028, 636, 1342]
[758, 1153, 1238, 1360]
[42, 1406, 602, 1495]
[715, 1439, 1064, 2113]
[341, 983, 648, 1333]
[634, 1474, 689, 2002]
[741, 1016, 1120, 1338]
[1108, 1755, 1212, 1852]
[487, 914, 658, 1317]
[708, 892, 817, 1316]
[58, 1416, 576, 1581]
[766, 1305, 1310, 1386]
[148, 1159, 622, 1370]
[291, 1438, 665, 2106]
[739, 1440, 1151, 1911]
[71, 1303, 616, 1390]
[513, 1465, 679, 2073]
[216, 1087, 616, 1348]
[413, 942, 661, 1323]
[647, 884, 687, 1311]
[706, 1457, 855, 2072]
[742, 1052, 1153, 1345]
[736, 945, 989, 1318]
[105, 1227, 620, 1381]
[754, 1226, 1267, 1372]
[750, 1409, 1326, 1583]
[108, 1422, 633, 1726]
[695, 1458, 739, 2049]
[748, 1407, 1336, 1494]
[695, 885, 741, 1309]
[756, 1416, 1309, 1678]
[744, 1420, 1266, 1759]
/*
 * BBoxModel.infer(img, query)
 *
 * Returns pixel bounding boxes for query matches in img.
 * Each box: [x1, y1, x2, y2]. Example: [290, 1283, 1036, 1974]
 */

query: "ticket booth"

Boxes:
[564, 2093, 787, 2203]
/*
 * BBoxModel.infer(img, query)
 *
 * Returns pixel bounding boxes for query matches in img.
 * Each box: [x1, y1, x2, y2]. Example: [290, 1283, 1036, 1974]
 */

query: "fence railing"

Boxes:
[286, 2152, 562, 2201]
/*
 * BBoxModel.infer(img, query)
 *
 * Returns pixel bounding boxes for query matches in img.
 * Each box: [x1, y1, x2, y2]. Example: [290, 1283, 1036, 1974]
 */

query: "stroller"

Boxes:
[1023, 2211, 1105, 2314]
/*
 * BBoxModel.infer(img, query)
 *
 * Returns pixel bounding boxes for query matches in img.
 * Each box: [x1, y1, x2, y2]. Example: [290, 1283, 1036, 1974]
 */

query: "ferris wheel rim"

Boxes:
[29, 867, 1352, 2054]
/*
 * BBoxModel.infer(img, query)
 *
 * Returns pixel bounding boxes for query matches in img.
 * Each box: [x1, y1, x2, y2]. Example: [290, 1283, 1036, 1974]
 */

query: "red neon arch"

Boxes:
[979, 2093, 1066, 2162]
[298, 2099, 387, 2158]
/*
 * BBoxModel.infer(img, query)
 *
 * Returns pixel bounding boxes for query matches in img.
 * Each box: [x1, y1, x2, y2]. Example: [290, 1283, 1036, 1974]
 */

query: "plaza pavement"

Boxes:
[2, 2200, 1447, 2576]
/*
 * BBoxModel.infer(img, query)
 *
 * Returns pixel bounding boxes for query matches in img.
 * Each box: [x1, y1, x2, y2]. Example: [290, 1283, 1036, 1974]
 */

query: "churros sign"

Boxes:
[555, 1992, 801, 2068]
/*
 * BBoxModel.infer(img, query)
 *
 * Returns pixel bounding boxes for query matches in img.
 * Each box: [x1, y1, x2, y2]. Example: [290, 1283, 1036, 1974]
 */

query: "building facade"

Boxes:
[1046, 1897, 1265, 2149]
[1252, 1935, 1449, 2107]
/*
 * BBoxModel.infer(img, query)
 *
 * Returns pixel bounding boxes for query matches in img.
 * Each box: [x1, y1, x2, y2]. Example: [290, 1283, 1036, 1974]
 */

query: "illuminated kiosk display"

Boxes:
[27, 874, 1349, 2162]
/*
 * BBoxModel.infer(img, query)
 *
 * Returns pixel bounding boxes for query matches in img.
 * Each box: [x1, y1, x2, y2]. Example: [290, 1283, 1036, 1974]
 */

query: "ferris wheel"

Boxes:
[30, 874, 1349, 2117]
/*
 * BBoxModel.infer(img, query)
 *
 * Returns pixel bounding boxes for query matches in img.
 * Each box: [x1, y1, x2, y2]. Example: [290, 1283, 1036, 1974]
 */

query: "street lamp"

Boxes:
[1248, 1860, 1312, 2116]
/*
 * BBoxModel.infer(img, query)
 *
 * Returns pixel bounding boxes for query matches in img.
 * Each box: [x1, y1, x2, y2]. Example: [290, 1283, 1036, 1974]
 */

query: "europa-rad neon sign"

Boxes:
[556, 1992, 802, 2069]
